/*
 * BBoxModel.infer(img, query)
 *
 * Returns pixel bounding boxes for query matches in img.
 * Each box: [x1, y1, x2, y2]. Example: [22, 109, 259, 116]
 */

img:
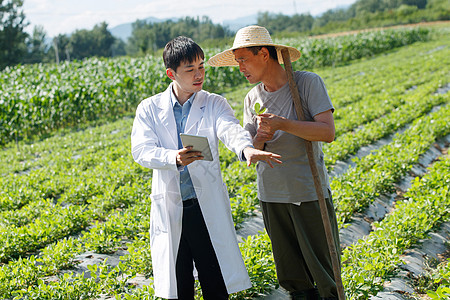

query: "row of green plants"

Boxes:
[331, 58, 445, 137]
[0, 116, 133, 176]
[0, 199, 152, 299]
[0, 27, 432, 146]
[288, 27, 431, 69]
[323, 31, 445, 122]
[340, 153, 450, 299]
[322, 29, 446, 104]
[421, 257, 450, 299]
[332, 103, 450, 228]
[325, 88, 448, 169]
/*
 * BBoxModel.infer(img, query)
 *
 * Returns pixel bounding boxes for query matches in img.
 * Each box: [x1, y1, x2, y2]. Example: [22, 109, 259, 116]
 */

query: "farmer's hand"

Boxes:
[257, 113, 286, 134]
[176, 146, 203, 166]
[243, 147, 282, 168]
[253, 113, 285, 149]
[253, 129, 274, 149]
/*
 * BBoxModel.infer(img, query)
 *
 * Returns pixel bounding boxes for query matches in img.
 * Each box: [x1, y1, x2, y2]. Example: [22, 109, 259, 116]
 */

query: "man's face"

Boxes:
[234, 48, 266, 84]
[167, 56, 205, 101]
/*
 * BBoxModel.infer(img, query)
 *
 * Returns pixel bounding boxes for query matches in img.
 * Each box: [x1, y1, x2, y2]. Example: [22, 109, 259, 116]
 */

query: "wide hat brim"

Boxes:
[208, 44, 301, 67]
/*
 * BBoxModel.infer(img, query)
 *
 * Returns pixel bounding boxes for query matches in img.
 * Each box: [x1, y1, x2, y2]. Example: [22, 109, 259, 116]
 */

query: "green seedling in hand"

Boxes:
[253, 103, 267, 115]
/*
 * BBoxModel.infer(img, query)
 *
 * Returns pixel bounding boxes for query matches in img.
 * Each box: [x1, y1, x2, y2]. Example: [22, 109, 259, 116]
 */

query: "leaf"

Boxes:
[254, 103, 266, 114]
[254, 103, 261, 114]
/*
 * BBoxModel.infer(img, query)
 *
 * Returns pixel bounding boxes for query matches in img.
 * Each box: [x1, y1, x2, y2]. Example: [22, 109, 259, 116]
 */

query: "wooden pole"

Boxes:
[281, 48, 345, 300]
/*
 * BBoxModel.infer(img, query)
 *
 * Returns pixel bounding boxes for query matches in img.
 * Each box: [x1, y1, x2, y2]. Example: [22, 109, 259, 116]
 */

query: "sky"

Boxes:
[22, 0, 357, 37]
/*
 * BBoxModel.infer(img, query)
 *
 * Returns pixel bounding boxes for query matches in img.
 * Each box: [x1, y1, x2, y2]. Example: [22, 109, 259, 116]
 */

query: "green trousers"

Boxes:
[260, 193, 341, 298]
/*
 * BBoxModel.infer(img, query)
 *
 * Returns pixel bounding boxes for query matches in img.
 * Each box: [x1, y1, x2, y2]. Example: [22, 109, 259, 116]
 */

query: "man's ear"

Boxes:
[166, 68, 176, 80]
[260, 47, 270, 62]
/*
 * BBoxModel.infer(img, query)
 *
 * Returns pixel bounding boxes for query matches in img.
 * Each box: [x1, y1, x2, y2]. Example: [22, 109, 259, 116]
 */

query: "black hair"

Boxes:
[163, 36, 204, 71]
[246, 46, 278, 61]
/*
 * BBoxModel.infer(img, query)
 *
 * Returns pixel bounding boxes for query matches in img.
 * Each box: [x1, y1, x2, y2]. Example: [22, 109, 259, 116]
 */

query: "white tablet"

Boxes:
[180, 133, 213, 161]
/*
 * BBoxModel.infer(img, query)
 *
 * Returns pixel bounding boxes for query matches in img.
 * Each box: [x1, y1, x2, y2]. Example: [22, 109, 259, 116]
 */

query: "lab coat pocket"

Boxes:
[150, 193, 168, 235]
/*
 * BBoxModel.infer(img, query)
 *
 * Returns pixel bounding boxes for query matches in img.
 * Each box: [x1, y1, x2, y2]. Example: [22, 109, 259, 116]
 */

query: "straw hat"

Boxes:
[207, 25, 301, 67]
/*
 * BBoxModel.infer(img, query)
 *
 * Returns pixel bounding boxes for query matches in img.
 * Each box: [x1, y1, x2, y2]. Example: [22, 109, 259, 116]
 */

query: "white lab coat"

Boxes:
[131, 84, 252, 299]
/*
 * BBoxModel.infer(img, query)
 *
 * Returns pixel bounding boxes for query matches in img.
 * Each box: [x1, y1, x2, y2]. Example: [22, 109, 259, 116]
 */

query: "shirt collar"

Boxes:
[170, 86, 196, 108]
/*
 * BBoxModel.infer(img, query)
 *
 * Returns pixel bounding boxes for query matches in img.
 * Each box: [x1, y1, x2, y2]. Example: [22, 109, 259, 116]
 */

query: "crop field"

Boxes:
[0, 26, 449, 299]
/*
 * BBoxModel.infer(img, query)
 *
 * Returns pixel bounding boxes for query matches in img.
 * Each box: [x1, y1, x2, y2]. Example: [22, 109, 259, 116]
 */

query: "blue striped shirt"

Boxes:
[170, 89, 197, 201]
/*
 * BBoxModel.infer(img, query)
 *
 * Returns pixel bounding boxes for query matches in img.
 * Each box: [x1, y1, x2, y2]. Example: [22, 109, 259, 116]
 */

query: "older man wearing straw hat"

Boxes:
[208, 26, 341, 300]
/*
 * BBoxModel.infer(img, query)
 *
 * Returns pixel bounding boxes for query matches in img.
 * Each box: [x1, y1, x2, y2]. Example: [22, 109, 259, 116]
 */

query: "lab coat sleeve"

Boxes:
[131, 102, 179, 171]
[214, 96, 253, 161]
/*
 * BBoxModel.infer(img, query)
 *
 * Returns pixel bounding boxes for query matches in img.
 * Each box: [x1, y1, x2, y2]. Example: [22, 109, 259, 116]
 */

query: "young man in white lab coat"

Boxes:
[131, 36, 281, 300]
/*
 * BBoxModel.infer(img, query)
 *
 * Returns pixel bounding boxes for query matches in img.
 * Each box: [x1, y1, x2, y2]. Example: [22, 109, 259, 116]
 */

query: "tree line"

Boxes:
[1, 0, 449, 70]
[0, 1, 232, 70]
[258, 0, 449, 35]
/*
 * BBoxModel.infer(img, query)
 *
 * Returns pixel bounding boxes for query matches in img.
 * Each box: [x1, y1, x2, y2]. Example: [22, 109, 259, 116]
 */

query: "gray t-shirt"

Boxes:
[243, 71, 334, 203]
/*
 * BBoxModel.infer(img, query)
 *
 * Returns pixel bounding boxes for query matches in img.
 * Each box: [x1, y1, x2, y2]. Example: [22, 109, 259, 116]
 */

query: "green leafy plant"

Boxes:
[253, 102, 267, 115]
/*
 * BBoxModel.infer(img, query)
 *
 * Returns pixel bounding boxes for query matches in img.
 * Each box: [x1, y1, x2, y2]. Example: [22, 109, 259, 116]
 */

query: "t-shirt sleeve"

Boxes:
[297, 72, 334, 119]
